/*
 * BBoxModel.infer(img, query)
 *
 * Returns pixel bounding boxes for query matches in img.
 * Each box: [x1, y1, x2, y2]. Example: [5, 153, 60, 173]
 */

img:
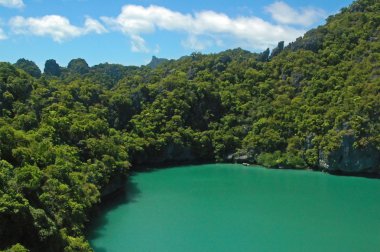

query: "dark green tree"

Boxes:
[67, 58, 90, 75]
[14, 59, 41, 78]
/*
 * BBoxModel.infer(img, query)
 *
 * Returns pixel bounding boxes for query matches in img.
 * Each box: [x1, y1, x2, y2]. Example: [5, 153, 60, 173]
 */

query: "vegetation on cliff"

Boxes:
[0, 0, 379, 250]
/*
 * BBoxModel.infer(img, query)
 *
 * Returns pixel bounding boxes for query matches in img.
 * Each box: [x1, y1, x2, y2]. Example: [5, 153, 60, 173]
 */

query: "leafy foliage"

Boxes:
[0, 0, 379, 250]
[14, 59, 41, 78]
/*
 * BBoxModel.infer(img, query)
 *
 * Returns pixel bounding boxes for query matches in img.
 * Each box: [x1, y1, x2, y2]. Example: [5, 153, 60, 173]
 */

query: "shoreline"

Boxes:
[87, 162, 380, 252]
[98, 161, 380, 203]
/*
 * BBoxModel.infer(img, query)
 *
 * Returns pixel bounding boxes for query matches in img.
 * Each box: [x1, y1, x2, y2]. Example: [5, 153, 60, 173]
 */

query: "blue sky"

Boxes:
[0, 0, 354, 68]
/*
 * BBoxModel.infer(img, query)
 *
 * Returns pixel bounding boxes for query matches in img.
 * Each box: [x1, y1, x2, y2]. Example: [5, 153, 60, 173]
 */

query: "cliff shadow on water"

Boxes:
[86, 176, 141, 251]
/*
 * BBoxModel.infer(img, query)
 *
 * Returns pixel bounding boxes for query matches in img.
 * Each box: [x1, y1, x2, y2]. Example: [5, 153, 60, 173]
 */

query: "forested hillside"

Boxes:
[1, 0, 379, 250]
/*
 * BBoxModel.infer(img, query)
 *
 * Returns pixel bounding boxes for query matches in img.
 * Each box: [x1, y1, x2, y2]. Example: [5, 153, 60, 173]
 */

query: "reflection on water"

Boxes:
[88, 164, 380, 252]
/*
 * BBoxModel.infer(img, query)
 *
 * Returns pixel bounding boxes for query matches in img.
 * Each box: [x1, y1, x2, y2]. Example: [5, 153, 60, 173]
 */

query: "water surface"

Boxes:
[88, 164, 380, 252]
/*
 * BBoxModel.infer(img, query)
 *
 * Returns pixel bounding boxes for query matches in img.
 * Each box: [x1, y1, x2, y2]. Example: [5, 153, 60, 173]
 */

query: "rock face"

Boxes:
[147, 56, 169, 69]
[101, 176, 126, 198]
[159, 144, 195, 163]
[319, 135, 380, 174]
[133, 143, 196, 165]
[227, 150, 255, 163]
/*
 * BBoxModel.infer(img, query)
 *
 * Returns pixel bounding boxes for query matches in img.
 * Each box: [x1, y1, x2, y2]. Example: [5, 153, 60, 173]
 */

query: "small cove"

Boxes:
[88, 164, 380, 252]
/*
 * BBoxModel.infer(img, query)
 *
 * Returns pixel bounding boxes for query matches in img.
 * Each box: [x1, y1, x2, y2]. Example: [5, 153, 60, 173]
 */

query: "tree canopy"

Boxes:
[0, 0, 379, 251]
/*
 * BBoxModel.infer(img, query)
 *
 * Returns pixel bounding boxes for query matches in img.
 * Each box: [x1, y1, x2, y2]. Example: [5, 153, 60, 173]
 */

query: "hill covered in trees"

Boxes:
[0, 0, 379, 250]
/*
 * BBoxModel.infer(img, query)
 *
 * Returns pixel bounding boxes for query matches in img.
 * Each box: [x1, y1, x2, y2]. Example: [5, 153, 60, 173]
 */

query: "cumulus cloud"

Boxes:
[265, 1, 326, 26]
[0, 0, 24, 8]
[101, 4, 308, 52]
[3, 2, 327, 52]
[9, 15, 107, 42]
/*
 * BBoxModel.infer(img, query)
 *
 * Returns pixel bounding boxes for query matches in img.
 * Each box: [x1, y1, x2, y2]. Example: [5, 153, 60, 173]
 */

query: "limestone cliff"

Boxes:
[319, 135, 380, 174]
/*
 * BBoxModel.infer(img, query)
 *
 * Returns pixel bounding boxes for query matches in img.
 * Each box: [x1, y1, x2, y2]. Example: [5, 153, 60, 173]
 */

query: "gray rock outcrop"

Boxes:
[319, 135, 380, 173]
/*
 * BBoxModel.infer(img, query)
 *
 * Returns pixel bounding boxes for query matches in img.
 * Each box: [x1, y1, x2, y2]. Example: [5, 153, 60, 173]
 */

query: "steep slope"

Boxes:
[0, 0, 379, 251]
[239, 0, 380, 172]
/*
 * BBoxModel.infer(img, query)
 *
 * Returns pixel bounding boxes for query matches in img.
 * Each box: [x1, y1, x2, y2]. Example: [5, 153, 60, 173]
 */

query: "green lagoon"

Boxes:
[88, 164, 380, 252]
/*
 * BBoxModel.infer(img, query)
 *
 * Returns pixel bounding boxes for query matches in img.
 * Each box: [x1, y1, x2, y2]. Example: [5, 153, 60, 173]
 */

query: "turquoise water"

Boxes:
[88, 164, 380, 252]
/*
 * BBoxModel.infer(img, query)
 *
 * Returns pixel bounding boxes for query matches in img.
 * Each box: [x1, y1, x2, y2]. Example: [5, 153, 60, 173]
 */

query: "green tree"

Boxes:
[14, 59, 41, 78]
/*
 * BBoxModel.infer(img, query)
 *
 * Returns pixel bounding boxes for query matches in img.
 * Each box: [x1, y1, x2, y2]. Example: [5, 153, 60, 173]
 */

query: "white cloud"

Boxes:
[0, 28, 7, 40]
[9, 15, 107, 42]
[3, 2, 327, 52]
[0, 0, 24, 8]
[101, 4, 307, 52]
[84, 16, 108, 34]
[130, 34, 149, 53]
[181, 35, 213, 51]
[265, 1, 326, 26]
